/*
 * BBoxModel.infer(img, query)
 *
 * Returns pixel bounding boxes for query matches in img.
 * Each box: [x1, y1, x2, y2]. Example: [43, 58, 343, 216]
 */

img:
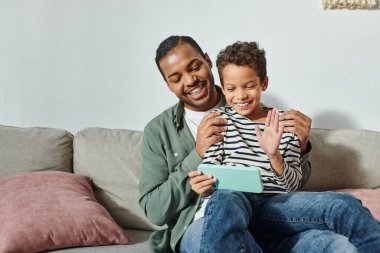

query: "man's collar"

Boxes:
[174, 85, 226, 128]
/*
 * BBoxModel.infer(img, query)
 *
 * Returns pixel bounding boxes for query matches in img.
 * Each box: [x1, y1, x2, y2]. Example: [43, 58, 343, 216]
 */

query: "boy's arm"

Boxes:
[202, 141, 224, 165]
[256, 109, 302, 191]
[279, 109, 312, 186]
[275, 134, 302, 191]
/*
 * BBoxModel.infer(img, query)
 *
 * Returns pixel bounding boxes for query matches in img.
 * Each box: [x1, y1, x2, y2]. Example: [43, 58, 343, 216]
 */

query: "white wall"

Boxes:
[1, 0, 379, 133]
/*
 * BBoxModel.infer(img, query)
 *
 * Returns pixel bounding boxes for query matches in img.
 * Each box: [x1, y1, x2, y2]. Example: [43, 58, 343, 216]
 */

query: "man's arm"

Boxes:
[138, 124, 201, 226]
[299, 142, 312, 188]
[139, 112, 227, 226]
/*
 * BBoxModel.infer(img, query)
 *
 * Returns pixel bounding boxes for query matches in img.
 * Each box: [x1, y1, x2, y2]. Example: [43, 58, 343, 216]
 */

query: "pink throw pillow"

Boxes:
[334, 188, 380, 222]
[0, 171, 130, 253]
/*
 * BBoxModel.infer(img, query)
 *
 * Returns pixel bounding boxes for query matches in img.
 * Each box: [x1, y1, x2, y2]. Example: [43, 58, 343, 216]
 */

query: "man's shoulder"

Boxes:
[144, 103, 178, 133]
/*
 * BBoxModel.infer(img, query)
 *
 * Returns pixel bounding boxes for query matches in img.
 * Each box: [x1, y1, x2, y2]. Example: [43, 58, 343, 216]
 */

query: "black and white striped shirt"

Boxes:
[203, 107, 302, 193]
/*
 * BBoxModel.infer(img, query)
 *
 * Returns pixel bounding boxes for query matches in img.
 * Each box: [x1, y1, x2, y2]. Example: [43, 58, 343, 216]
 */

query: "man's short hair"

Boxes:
[216, 41, 267, 85]
[155, 35, 205, 80]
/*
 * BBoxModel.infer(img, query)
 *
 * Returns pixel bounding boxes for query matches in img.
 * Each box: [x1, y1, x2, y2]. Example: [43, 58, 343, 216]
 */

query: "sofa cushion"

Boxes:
[0, 125, 73, 178]
[0, 171, 130, 253]
[49, 229, 151, 253]
[304, 128, 380, 191]
[73, 128, 162, 231]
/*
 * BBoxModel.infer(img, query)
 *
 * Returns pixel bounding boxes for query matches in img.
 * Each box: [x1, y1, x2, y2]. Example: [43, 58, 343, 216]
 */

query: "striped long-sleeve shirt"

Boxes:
[203, 106, 302, 193]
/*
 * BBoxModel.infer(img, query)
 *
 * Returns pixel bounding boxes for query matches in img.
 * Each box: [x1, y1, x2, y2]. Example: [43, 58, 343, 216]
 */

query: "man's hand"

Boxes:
[279, 109, 312, 153]
[188, 171, 216, 196]
[196, 112, 227, 158]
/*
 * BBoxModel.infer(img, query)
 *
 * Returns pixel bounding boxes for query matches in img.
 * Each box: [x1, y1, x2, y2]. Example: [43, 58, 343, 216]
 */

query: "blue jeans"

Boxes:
[179, 190, 380, 253]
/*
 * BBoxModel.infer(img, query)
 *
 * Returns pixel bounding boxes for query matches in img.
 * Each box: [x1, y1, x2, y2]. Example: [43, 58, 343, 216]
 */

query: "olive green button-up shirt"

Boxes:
[138, 86, 312, 253]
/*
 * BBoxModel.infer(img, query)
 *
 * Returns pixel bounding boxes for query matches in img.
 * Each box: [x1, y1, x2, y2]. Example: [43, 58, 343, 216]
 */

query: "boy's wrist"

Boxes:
[268, 152, 284, 176]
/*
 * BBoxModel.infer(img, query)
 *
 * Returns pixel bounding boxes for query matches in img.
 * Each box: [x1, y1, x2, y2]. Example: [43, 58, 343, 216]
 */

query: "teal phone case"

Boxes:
[198, 164, 263, 193]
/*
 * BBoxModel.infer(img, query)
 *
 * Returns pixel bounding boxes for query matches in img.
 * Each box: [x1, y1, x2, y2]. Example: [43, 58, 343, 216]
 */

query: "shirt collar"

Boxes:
[174, 85, 226, 129]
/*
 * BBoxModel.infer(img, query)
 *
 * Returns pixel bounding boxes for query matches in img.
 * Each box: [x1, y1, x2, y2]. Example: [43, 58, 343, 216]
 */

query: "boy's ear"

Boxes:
[262, 76, 269, 91]
[204, 53, 213, 68]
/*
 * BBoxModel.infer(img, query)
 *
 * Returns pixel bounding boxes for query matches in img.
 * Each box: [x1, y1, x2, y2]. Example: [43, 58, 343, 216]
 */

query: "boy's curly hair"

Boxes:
[216, 41, 267, 85]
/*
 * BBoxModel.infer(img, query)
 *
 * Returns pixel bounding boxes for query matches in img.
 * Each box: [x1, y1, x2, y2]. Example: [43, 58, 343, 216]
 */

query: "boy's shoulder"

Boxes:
[212, 106, 236, 116]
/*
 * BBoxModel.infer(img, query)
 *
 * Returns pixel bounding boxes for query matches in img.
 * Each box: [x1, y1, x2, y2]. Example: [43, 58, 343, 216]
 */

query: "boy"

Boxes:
[183, 41, 380, 253]
[202, 41, 302, 194]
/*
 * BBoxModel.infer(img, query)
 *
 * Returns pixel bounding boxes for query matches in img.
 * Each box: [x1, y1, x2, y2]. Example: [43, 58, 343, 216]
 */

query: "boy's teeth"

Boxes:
[237, 102, 249, 107]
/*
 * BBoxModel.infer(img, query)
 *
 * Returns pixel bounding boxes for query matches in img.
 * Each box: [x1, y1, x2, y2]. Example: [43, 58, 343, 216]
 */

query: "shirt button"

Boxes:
[174, 152, 178, 157]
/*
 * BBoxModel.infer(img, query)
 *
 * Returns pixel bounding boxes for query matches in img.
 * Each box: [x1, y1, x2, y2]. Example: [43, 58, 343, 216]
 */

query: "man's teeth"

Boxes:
[189, 85, 203, 95]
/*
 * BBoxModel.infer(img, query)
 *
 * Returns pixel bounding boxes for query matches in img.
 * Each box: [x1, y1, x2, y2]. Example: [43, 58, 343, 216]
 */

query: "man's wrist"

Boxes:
[301, 141, 312, 156]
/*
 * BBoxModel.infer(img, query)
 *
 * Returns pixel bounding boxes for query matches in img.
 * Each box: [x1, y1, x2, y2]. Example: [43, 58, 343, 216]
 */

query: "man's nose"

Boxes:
[183, 73, 196, 86]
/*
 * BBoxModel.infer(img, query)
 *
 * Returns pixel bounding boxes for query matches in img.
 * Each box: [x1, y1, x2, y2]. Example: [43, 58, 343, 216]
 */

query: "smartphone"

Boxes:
[198, 164, 263, 193]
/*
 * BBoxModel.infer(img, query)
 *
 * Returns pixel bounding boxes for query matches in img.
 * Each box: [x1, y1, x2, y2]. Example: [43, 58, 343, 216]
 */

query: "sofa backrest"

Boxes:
[303, 128, 380, 191]
[2, 125, 379, 231]
[73, 127, 162, 232]
[0, 125, 73, 178]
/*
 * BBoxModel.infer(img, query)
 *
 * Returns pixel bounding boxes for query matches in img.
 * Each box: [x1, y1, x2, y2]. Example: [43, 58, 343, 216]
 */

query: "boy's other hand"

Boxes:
[196, 112, 227, 158]
[279, 109, 312, 153]
[255, 109, 284, 157]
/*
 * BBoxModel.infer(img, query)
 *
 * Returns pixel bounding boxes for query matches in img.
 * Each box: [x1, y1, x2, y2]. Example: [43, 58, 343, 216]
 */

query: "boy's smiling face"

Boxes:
[221, 64, 268, 120]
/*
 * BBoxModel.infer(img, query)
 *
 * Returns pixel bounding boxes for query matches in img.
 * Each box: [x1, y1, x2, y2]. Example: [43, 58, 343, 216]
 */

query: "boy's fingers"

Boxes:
[265, 110, 271, 127]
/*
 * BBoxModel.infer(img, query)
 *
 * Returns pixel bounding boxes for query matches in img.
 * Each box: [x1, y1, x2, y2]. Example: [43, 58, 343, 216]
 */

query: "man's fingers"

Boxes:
[191, 177, 216, 191]
[199, 112, 224, 127]
[278, 123, 285, 136]
[206, 116, 228, 126]
[208, 134, 224, 144]
[190, 174, 211, 184]
[204, 125, 226, 137]
[197, 185, 216, 196]
[188, 170, 201, 178]
[198, 117, 227, 138]
[280, 109, 311, 127]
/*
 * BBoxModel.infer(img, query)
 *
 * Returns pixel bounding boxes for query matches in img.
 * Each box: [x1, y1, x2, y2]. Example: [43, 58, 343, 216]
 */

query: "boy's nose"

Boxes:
[236, 89, 248, 100]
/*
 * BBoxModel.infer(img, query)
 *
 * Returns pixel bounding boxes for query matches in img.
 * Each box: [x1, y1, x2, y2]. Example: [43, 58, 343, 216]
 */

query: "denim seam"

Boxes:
[259, 216, 329, 225]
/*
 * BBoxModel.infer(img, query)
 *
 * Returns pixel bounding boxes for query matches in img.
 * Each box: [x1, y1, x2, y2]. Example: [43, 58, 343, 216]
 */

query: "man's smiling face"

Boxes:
[159, 43, 217, 111]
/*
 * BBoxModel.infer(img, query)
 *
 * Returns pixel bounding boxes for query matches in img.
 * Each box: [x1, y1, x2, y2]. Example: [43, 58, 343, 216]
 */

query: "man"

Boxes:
[139, 36, 380, 253]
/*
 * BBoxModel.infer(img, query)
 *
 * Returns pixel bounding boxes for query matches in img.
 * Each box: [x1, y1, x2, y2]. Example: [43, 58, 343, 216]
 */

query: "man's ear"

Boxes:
[262, 76, 269, 91]
[204, 53, 213, 68]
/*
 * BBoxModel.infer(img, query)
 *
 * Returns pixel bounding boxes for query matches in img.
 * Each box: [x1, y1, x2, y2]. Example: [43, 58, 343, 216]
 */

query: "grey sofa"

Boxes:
[0, 125, 379, 253]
